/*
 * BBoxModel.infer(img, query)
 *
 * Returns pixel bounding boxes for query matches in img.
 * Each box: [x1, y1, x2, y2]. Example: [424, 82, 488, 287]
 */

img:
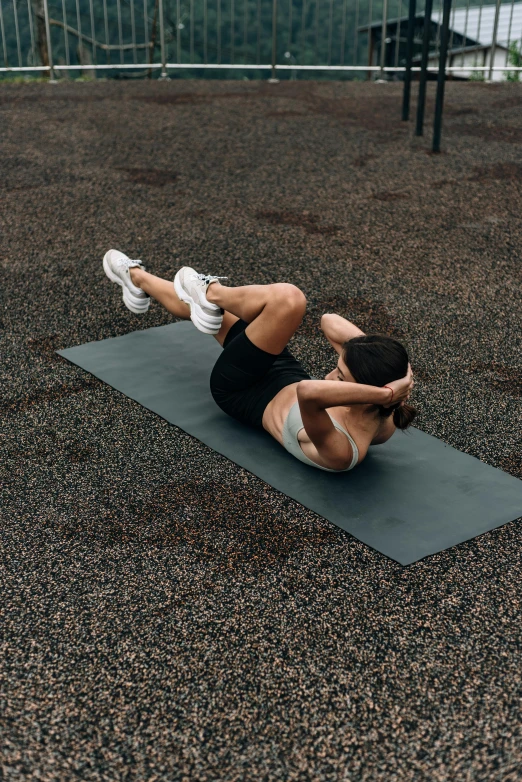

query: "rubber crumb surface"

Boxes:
[1, 79, 521, 782]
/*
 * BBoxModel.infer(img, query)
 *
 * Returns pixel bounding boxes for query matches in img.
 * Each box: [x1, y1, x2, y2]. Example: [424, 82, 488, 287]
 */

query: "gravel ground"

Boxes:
[1, 79, 521, 782]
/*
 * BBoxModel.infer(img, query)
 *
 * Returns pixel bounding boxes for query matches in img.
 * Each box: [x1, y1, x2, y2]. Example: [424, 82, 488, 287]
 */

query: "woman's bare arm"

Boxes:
[298, 379, 389, 410]
[296, 372, 413, 469]
[298, 370, 413, 415]
[320, 314, 365, 355]
[296, 380, 390, 470]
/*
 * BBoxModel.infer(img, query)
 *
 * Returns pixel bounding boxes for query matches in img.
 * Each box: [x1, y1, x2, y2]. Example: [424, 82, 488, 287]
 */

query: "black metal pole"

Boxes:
[402, 0, 417, 120]
[415, 0, 433, 136]
[432, 0, 453, 152]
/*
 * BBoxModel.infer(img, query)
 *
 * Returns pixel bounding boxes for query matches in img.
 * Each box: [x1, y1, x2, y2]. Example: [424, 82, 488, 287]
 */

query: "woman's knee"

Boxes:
[270, 283, 307, 316]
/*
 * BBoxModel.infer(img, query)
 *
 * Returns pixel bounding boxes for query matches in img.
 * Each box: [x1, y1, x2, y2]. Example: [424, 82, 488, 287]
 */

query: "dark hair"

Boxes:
[342, 334, 417, 431]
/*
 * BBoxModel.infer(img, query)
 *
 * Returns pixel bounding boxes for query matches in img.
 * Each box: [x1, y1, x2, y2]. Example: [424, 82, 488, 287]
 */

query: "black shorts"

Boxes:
[210, 319, 311, 428]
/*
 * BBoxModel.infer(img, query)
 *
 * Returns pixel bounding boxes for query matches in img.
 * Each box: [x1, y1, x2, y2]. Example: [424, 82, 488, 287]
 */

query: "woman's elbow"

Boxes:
[320, 313, 335, 330]
[296, 380, 316, 402]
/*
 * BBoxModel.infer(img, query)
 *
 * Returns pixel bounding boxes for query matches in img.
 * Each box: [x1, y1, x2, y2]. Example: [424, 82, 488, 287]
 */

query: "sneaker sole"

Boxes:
[173, 273, 222, 335]
[103, 252, 150, 315]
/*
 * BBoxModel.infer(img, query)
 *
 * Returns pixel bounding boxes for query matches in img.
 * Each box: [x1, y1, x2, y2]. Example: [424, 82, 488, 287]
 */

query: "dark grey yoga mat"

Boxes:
[58, 322, 522, 565]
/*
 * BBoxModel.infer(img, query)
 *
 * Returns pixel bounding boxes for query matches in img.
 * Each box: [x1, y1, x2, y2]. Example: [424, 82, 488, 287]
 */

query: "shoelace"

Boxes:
[116, 257, 148, 297]
[191, 273, 228, 284]
[117, 257, 143, 269]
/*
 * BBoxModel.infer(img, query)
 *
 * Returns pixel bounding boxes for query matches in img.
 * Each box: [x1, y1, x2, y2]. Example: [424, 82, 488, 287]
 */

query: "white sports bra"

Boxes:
[282, 402, 359, 472]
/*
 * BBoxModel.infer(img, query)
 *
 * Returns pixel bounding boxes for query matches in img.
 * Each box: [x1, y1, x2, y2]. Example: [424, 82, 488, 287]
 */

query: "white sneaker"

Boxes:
[103, 250, 150, 315]
[174, 266, 227, 335]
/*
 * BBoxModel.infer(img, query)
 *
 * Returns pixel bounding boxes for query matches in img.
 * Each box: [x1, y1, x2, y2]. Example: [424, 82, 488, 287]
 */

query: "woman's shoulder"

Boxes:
[338, 406, 395, 447]
[369, 414, 396, 446]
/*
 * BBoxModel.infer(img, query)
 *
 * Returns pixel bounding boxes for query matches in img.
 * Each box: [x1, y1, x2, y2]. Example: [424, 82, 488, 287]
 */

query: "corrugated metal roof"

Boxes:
[444, 3, 522, 46]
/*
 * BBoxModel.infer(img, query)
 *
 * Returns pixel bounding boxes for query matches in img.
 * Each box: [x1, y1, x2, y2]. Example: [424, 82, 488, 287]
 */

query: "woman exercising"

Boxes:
[103, 250, 416, 472]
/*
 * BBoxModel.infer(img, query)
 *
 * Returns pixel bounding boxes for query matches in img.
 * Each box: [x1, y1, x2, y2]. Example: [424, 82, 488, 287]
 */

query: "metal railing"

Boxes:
[1, 0, 521, 79]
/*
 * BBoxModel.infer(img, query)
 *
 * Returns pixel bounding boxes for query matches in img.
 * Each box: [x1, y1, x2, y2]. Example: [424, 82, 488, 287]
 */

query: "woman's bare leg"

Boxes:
[128, 268, 306, 353]
[207, 281, 306, 355]
[129, 267, 239, 346]
[130, 267, 190, 319]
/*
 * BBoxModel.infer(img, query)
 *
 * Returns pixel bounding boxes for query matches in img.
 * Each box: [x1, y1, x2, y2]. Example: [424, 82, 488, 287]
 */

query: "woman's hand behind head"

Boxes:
[382, 364, 414, 408]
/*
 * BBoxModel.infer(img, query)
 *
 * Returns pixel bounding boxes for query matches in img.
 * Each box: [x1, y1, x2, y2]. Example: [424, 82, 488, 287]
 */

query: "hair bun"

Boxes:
[392, 403, 417, 430]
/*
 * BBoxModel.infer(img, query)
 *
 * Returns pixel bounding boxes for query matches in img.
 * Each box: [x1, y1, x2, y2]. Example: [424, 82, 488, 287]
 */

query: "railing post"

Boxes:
[176, 0, 181, 63]
[488, 0, 501, 81]
[158, 0, 168, 78]
[402, 0, 416, 120]
[0, 0, 7, 68]
[269, 0, 279, 82]
[42, 0, 56, 81]
[379, 0, 389, 79]
[432, 0, 452, 152]
[415, 0, 433, 136]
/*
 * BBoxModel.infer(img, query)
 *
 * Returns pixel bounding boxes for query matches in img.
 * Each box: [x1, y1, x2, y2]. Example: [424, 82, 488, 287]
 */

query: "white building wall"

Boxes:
[428, 46, 511, 81]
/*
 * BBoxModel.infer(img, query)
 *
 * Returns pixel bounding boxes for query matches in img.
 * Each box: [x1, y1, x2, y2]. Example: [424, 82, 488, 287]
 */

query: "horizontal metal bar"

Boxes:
[2, 64, 522, 73]
[0, 64, 159, 72]
[430, 66, 522, 71]
[0, 66, 51, 71]
[164, 64, 522, 71]
[162, 64, 271, 69]
[53, 63, 162, 70]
